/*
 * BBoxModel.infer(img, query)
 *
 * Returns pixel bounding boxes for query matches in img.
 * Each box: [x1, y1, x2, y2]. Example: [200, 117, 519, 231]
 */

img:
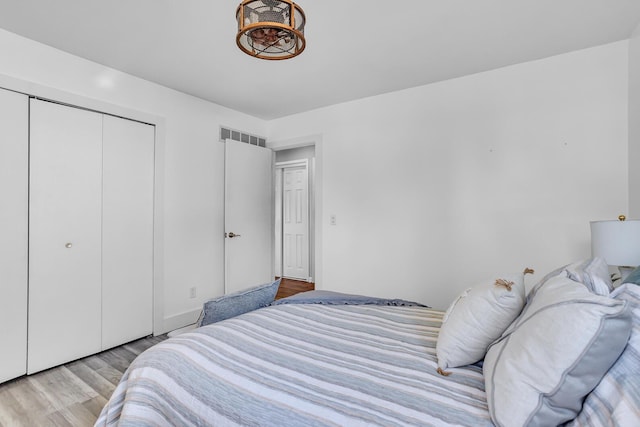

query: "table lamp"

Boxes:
[590, 215, 640, 281]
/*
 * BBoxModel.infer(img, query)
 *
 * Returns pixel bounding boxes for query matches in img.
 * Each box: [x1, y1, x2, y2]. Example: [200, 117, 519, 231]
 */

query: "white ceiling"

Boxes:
[0, 0, 639, 120]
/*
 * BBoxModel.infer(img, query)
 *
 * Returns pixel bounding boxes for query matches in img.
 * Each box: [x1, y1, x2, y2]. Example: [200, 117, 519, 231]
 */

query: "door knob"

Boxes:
[65, 243, 73, 248]
[227, 232, 241, 238]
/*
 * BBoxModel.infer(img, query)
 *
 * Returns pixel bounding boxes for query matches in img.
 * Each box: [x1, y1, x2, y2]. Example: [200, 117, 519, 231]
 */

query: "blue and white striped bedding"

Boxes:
[96, 304, 494, 426]
[95, 292, 640, 427]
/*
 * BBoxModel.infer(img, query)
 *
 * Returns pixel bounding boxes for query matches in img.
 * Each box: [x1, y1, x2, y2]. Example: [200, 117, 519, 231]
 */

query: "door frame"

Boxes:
[275, 159, 310, 281]
[268, 135, 322, 288]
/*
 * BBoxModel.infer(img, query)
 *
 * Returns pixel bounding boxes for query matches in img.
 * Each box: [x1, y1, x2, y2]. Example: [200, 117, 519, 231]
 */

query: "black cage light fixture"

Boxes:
[236, 0, 306, 60]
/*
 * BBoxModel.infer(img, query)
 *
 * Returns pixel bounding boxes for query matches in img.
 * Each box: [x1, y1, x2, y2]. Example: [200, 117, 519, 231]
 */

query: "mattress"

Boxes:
[96, 304, 493, 426]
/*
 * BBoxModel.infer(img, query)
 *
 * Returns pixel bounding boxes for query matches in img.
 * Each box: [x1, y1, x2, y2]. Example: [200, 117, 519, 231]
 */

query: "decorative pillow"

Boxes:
[525, 263, 568, 302]
[568, 283, 640, 426]
[565, 257, 613, 295]
[484, 272, 632, 427]
[197, 279, 281, 327]
[527, 258, 613, 300]
[622, 265, 640, 286]
[436, 272, 526, 373]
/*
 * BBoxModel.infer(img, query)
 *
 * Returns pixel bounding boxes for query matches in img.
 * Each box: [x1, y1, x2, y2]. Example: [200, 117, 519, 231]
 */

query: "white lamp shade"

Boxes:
[590, 220, 640, 267]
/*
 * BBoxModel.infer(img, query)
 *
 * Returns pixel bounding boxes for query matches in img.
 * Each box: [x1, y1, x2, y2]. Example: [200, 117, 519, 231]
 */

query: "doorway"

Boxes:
[274, 145, 315, 282]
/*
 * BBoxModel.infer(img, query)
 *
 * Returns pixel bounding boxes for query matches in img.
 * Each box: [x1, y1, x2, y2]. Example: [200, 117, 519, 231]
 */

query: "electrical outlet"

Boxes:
[189, 287, 197, 298]
[330, 214, 336, 225]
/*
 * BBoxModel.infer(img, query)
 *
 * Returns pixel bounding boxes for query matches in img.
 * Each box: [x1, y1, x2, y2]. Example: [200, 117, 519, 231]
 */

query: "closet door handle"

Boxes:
[65, 243, 73, 248]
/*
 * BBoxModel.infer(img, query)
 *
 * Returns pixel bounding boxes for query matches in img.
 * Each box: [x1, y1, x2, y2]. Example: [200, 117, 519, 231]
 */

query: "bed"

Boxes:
[95, 261, 640, 426]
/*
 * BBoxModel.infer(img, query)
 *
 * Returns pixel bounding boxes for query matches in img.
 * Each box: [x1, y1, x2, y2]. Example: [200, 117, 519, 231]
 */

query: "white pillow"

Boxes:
[565, 257, 613, 296]
[484, 272, 632, 427]
[527, 258, 613, 301]
[436, 272, 526, 373]
[570, 283, 640, 426]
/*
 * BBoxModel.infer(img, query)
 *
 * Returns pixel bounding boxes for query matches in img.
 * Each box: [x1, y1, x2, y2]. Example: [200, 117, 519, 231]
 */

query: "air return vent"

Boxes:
[220, 126, 266, 147]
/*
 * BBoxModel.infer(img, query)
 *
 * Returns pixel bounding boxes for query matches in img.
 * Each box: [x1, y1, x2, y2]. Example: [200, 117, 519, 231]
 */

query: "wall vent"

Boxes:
[220, 126, 266, 147]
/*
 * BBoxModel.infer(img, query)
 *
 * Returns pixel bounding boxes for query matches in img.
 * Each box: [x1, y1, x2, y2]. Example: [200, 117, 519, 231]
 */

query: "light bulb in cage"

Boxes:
[236, 0, 306, 60]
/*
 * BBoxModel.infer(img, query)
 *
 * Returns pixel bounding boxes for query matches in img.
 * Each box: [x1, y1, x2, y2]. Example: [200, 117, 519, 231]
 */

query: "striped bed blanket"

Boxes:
[95, 304, 494, 426]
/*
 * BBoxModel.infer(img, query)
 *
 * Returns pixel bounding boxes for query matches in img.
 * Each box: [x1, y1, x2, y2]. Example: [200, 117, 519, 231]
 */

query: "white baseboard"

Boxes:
[167, 323, 198, 338]
[157, 308, 201, 335]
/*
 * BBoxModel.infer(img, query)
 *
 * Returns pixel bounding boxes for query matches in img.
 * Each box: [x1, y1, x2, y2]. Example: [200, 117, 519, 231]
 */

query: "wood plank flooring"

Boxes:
[0, 335, 166, 427]
[0, 279, 312, 427]
[275, 277, 315, 299]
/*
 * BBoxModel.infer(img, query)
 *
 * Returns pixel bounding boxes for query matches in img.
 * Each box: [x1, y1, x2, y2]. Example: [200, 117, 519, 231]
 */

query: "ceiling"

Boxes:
[0, 0, 639, 120]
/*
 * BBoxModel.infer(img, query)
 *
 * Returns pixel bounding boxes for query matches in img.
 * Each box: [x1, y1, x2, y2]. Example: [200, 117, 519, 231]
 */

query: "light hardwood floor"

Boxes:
[0, 335, 166, 427]
[0, 279, 312, 427]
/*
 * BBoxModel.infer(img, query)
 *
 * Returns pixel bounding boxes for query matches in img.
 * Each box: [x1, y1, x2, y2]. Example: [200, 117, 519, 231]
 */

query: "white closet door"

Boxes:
[102, 115, 154, 349]
[0, 89, 28, 383]
[28, 99, 103, 374]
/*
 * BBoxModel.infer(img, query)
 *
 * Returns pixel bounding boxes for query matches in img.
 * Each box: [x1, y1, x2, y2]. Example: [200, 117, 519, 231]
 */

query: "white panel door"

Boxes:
[274, 168, 283, 277]
[0, 89, 28, 383]
[102, 115, 154, 349]
[282, 166, 309, 280]
[224, 139, 273, 294]
[28, 99, 103, 374]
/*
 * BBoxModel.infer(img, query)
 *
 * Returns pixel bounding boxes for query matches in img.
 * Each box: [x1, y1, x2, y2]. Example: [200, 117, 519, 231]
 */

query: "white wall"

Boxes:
[268, 42, 629, 310]
[0, 29, 267, 333]
[275, 145, 316, 163]
[0, 27, 632, 324]
[630, 22, 640, 217]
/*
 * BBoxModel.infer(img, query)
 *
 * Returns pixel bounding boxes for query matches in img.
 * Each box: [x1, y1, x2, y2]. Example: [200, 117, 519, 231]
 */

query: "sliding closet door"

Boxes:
[102, 115, 154, 349]
[28, 99, 103, 374]
[0, 89, 28, 383]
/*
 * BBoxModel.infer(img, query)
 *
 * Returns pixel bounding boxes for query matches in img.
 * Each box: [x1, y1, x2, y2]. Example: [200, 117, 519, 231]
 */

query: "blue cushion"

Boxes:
[623, 265, 640, 286]
[197, 279, 281, 327]
[271, 290, 426, 306]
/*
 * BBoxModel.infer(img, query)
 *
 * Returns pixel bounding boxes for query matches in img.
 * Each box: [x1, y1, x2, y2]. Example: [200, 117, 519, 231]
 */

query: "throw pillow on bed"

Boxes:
[197, 278, 281, 327]
[484, 272, 632, 427]
[436, 270, 528, 374]
[568, 283, 640, 425]
[621, 265, 640, 286]
[564, 257, 613, 296]
[526, 257, 613, 301]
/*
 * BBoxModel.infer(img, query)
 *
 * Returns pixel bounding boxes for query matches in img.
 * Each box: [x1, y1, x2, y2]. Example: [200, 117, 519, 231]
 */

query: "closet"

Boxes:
[0, 89, 29, 383]
[0, 93, 155, 379]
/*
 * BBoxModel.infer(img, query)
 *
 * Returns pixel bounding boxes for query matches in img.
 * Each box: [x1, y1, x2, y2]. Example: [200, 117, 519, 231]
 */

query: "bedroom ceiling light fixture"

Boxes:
[590, 214, 640, 281]
[236, 0, 306, 60]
